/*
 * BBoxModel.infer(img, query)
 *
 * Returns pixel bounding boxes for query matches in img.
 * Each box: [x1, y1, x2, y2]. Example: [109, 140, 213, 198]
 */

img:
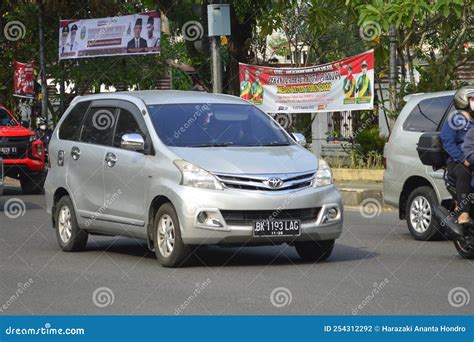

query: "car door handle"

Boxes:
[71, 146, 80, 160]
[105, 152, 117, 167]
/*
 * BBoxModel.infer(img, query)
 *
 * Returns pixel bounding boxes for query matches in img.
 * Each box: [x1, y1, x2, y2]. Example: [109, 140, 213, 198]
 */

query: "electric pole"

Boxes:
[389, 24, 397, 118]
[38, 0, 48, 120]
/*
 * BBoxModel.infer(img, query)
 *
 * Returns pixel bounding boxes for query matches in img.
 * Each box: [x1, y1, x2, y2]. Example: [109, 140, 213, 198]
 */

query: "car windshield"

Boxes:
[148, 103, 292, 147]
[0, 108, 16, 126]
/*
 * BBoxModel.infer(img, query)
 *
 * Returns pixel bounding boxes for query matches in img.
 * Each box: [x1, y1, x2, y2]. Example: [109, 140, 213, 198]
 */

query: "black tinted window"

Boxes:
[80, 107, 116, 146]
[113, 109, 144, 148]
[402, 96, 452, 132]
[59, 101, 90, 140]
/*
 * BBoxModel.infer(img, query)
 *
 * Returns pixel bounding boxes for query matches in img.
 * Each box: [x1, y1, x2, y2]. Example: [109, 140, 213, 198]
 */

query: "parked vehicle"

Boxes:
[44, 90, 343, 267]
[0, 104, 46, 194]
[383, 91, 455, 240]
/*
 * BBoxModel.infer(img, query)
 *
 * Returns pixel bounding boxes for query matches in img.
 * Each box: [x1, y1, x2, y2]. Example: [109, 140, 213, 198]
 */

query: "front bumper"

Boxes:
[172, 184, 343, 245]
[3, 158, 45, 176]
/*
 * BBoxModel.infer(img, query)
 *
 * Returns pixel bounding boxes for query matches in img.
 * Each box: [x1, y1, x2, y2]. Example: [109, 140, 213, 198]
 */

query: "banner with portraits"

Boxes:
[239, 50, 374, 113]
[13, 61, 35, 99]
[59, 11, 160, 60]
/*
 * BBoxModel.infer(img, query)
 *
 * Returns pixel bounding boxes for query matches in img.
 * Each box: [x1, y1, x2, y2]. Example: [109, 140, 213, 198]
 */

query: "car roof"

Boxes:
[73, 90, 249, 106]
[403, 90, 455, 103]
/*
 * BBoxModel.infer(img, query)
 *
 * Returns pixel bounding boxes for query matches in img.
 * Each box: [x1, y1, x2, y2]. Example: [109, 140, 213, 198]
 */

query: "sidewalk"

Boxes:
[336, 181, 396, 211]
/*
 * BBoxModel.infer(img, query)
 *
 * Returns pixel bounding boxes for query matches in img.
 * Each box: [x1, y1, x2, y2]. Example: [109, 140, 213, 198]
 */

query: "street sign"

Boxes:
[207, 4, 230, 37]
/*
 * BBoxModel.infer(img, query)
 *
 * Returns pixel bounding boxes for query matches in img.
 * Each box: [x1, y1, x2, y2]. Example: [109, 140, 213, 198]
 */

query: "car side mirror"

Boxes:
[121, 133, 145, 152]
[291, 132, 307, 146]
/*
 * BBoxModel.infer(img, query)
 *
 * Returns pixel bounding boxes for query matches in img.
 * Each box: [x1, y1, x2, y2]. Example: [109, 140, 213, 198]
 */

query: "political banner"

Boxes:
[13, 61, 35, 99]
[59, 11, 160, 60]
[239, 50, 374, 113]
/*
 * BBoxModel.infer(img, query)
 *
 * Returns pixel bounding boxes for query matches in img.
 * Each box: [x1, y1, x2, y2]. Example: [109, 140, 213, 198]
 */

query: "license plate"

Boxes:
[253, 219, 301, 237]
[0, 147, 16, 155]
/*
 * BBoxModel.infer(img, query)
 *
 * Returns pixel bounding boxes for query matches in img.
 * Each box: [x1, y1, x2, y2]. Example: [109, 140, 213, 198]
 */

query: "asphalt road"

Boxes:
[0, 185, 472, 315]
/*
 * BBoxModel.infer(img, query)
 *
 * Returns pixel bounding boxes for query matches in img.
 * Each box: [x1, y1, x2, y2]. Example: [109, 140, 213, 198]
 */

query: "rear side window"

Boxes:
[402, 96, 452, 132]
[80, 107, 117, 146]
[58, 101, 90, 141]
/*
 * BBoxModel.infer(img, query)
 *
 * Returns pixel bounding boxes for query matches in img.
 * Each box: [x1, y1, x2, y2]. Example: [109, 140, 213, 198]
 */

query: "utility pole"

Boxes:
[37, 0, 48, 121]
[389, 24, 397, 118]
[210, 35, 222, 93]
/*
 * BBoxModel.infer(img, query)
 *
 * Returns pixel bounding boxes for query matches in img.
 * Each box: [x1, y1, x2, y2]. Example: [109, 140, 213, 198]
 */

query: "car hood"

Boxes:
[0, 125, 34, 137]
[169, 145, 317, 174]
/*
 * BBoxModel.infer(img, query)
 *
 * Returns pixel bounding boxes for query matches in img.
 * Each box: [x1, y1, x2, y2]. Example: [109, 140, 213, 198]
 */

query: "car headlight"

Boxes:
[174, 160, 223, 190]
[314, 158, 333, 187]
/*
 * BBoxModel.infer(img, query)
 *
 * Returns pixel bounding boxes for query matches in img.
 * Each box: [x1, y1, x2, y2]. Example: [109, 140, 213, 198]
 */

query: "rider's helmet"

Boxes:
[453, 85, 474, 112]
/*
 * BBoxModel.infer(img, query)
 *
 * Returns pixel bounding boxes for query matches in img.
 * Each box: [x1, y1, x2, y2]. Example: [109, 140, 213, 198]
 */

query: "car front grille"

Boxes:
[214, 171, 315, 191]
[220, 208, 321, 226]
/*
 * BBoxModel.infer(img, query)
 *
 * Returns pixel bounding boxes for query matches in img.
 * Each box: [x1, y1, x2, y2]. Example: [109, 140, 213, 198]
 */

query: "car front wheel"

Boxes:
[153, 203, 189, 268]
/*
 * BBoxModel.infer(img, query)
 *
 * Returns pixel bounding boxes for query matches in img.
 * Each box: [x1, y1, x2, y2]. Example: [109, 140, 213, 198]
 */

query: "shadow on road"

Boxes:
[83, 238, 377, 268]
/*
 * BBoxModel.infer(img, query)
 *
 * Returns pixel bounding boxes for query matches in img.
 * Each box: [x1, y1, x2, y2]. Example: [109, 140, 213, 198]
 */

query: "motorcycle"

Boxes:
[34, 117, 52, 166]
[417, 132, 474, 259]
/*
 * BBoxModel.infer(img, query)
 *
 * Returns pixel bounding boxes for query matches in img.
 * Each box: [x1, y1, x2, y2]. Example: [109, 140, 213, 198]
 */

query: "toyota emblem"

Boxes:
[267, 177, 283, 188]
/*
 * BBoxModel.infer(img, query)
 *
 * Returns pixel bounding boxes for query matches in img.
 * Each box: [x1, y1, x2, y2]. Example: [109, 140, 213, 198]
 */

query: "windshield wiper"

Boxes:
[258, 141, 291, 146]
[188, 142, 234, 147]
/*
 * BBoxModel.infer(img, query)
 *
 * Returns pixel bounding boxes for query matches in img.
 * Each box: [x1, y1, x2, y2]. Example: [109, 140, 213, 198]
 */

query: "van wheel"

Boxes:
[20, 173, 45, 194]
[55, 195, 88, 251]
[295, 240, 335, 262]
[153, 203, 189, 268]
[406, 186, 443, 241]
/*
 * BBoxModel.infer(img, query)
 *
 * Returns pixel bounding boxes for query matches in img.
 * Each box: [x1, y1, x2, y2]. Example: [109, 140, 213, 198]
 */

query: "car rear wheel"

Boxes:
[153, 203, 189, 268]
[55, 195, 88, 252]
[406, 186, 443, 241]
[20, 173, 45, 194]
[295, 239, 335, 262]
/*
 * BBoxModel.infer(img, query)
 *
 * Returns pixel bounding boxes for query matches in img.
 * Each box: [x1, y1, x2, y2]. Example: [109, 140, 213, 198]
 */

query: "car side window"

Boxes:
[58, 101, 91, 141]
[112, 109, 145, 148]
[402, 96, 452, 132]
[80, 107, 117, 146]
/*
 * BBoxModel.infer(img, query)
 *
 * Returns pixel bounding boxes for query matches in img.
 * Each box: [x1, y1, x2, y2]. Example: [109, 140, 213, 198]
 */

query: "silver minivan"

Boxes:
[384, 91, 455, 240]
[45, 90, 343, 267]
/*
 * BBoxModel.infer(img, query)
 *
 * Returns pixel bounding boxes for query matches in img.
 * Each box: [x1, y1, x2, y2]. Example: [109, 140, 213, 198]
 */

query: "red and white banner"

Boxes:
[239, 50, 374, 113]
[59, 11, 160, 60]
[13, 61, 35, 99]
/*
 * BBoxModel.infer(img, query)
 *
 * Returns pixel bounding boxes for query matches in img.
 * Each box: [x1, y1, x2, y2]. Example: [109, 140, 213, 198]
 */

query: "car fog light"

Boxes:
[197, 211, 208, 223]
[327, 208, 338, 219]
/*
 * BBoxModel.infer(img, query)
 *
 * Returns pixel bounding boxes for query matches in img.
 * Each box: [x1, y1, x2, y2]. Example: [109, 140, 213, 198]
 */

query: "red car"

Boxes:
[0, 104, 46, 194]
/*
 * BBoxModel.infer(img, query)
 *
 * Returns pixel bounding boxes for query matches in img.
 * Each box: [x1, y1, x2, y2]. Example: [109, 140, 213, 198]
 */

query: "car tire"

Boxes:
[153, 203, 189, 268]
[295, 239, 335, 262]
[406, 186, 443, 241]
[454, 239, 474, 259]
[20, 173, 45, 195]
[55, 195, 88, 252]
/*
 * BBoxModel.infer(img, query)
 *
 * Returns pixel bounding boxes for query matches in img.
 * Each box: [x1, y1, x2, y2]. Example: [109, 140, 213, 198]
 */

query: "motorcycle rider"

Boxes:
[440, 86, 474, 224]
